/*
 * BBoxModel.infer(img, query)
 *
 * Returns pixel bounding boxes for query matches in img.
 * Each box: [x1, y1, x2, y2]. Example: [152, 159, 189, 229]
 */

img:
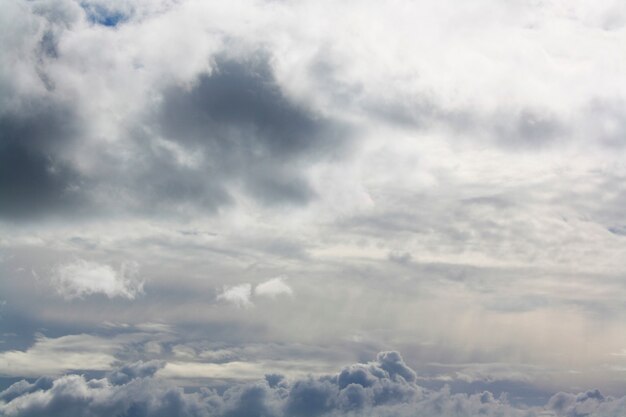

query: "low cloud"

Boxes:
[2, 351, 625, 417]
[51, 260, 143, 300]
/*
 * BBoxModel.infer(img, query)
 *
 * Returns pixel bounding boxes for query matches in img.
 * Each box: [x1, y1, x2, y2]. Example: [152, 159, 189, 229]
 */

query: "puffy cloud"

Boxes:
[217, 277, 293, 308]
[106, 360, 165, 385]
[254, 277, 293, 298]
[4, 351, 626, 417]
[376, 351, 417, 383]
[51, 260, 142, 299]
[544, 389, 626, 417]
[217, 284, 253, 308]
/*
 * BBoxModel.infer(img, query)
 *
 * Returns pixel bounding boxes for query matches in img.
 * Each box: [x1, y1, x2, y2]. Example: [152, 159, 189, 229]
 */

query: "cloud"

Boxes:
[3, 351, 626, 417]
[0, 334, 117, 377]
[0, 31, 350, 220]
[0, 102, 87, 220]
[2, 0, 626, 405]
[107, 360, 165, 385]
[217, 277, 293, 308]
[217, 284, 253, 308]
[51, 260, 142, 299]
[255, 277, 293, 298]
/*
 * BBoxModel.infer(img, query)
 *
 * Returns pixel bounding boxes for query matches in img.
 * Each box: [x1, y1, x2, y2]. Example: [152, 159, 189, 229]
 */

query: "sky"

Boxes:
[1, 0, 626, 416]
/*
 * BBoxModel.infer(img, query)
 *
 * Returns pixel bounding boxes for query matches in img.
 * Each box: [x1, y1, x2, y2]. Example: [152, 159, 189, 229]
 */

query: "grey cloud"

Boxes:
[221, 383, 281, 417]
[1, 1, 353, 221]
[492, 109, 564, 149]
[387, 251, 412, 265]
[376, 351, 417, 383]
[0, 4, 98, 220]
[608, 225, 626, 236]
[0, 101, 88, 219]
[30, 0, 83, 28]
[107, 360, 165, 385]
[0, 377, 53, 404]
[285, 377, 338, 417]
[151, 54, 348, 207]
[4, 351, 625, 417]
[0, 52, 350, 221]
[546, 389, 626, 417]
[92, 53, 352, 217]
[264, 374, 286, 389]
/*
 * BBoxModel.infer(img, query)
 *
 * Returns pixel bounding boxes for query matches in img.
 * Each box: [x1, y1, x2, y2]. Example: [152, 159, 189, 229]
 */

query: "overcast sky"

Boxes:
[2, 0, 626, 416]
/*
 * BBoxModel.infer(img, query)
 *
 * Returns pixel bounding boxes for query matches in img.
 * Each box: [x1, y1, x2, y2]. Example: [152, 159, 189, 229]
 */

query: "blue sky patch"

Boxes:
[81, 3, 129, 27]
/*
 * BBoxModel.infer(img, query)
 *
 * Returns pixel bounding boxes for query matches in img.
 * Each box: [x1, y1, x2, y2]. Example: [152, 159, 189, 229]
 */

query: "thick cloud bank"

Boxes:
[1, 352, 625, 417]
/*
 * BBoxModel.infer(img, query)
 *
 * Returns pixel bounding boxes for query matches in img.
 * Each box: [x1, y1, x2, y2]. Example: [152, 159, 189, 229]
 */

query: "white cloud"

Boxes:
[0, 334, 117, 377]
[215, 278, 293, 308]
[51, 260, 142, 300]
[217, 283, 253, 308]
[254, 276, 293, 298]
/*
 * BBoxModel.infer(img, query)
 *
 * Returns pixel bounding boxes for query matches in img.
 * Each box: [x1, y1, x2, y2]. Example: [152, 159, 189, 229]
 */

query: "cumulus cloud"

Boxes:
[254, 277, 293, 298]
[51, 260, 142, 299]
[216, 277, 293, 308]
[2, 351, 624, 417]
[106, 360, 165, 385]
[217, 284, 253, 308]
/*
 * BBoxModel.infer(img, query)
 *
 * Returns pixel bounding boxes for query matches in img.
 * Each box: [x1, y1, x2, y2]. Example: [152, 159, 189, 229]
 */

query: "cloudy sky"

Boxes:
[1, 0, 626, 415]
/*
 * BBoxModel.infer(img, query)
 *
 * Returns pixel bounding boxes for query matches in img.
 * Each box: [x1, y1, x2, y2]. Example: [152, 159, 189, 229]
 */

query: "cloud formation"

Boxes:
[51, 260, 142, 299]
[2, 352, 625, 417]
[217, 284, 253, 309]
[2, 0, 626, 410]
[254, 277, 293, 298]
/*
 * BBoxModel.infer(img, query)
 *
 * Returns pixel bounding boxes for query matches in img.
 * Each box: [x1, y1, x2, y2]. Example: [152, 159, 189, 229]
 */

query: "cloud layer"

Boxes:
[2, 352, 626, 417]
[2, 0, 626, 410]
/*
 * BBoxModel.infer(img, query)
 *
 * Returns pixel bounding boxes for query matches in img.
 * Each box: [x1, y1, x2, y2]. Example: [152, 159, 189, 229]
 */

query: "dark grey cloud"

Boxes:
[107, 360, 165, 385]
[0, 1, 353, 222]
[0, 377, 53, 404]
[0, 46, 350, 221]
[0, 2, 96, 221]
[87, 53, 352, 218]
[0, 101, 88, 219]
[152, 54, 348, 207]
